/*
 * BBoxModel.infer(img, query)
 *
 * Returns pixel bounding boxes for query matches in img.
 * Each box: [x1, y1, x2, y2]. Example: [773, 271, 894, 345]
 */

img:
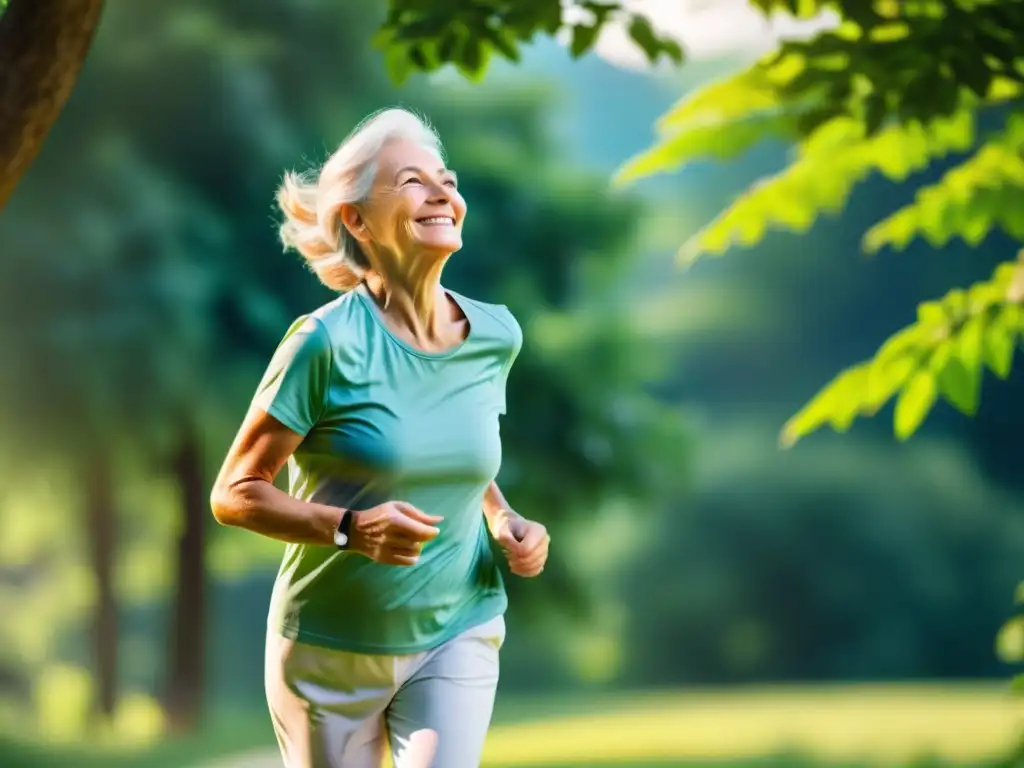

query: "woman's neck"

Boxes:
[365, 255, 460, 348]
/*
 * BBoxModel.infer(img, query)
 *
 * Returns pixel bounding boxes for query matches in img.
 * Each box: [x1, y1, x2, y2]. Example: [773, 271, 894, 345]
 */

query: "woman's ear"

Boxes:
[340, 203, 372, 244]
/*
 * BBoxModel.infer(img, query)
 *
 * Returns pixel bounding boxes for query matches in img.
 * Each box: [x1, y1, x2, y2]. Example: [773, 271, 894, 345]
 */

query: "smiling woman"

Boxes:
[276, 109, 451, 293]
[210, 107, 550, 768]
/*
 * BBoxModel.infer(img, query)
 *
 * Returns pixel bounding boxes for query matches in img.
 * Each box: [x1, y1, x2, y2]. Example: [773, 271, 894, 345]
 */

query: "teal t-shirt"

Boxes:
[253, 283, 522, 655]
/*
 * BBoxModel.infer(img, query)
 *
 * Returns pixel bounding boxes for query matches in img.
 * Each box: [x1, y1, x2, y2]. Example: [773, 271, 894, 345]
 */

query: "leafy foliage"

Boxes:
[377, 0, 682, 83]
[596, 3, 1024, 690]
[611, 0, 1024, 447]
[780, 257, 1024, 446]
[864, 114, 1024, 253]
[747, 0, 1024, 130]
[627, 435, 1024, 684]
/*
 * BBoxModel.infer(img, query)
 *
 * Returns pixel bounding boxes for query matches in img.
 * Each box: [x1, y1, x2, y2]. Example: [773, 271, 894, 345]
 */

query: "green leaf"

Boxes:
[864, 92, 887, 136]
[863, 355, 918, 414]
[951, 53, 993, 98]
[392, 15, 449, 42]
[614, 111, 796, 185]
[996, 616, 1024, 664]
[916, 300, 948, 329]
[779, 365, 867, 448]
[570, 24, 601, 58]
[935, 351, 980, 416]
[481, 25, 520, 62]
[537, 1, 563, 35]
[874, 325, 926, 365]
[455, 36, 491, 81]
[862, 121, 1024, 254]
[958, 314, 984, 367]
[655, 68, 783, 136]
[582, 1, 621, 24]
[893, 371, 937, 441]
[660, 39, 685, 65]
[927, 339, 952, 376]
[408, 43, 434, 71]
[627, 14, 661, 62]
[383, 43, 415, 84]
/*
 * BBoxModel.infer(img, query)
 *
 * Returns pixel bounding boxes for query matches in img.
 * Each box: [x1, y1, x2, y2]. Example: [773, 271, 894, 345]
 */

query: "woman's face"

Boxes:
[344, 139, 466, 264]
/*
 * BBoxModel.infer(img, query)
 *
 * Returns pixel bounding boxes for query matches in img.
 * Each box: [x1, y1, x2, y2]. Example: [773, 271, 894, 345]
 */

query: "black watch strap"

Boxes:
[333, 509, 354, 550]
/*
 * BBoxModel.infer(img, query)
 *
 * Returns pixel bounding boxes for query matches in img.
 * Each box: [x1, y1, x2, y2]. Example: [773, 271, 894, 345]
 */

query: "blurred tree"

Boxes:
[623, 432, 1024, 685]
[1, 0, 687, 734]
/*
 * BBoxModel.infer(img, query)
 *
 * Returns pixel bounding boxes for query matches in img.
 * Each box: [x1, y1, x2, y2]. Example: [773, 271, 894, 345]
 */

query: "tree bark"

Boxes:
[164, 423, 208, 733]
[0, 0, 104, 209]
[83, 447, 118, 720]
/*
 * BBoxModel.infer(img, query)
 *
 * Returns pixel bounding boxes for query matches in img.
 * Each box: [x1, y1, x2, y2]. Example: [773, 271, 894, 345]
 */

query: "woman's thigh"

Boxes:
[386, 615, 505, 768]
[265, 629, 396, 768]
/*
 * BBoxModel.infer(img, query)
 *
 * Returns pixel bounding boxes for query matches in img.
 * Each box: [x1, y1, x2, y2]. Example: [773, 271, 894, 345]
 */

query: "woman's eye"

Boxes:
[402, 177, 422, 186]
[443, 179, 458, 188]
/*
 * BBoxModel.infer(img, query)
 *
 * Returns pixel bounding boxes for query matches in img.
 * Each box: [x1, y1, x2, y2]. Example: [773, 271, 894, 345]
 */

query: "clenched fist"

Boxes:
[489, 509, 549, 578]
[350, 501, 442, 566]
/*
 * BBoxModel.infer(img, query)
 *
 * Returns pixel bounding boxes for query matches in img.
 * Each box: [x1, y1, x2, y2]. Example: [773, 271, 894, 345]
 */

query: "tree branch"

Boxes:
[0, 0, 104, 210]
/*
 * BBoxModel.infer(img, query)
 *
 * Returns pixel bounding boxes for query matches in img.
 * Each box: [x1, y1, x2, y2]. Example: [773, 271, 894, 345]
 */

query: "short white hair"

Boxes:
[276, 107, 444, 291]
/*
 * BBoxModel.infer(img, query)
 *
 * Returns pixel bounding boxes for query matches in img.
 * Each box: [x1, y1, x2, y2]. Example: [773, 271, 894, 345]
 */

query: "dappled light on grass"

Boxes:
[481, 686, 1022, 766]
[34, 664, 165, 749]
[2, 685, 1018, 768]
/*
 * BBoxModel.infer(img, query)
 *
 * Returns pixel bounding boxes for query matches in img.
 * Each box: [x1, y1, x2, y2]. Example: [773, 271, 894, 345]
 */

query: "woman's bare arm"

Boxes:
[210, 406, 343, 545]
[483, 480, 523, 531]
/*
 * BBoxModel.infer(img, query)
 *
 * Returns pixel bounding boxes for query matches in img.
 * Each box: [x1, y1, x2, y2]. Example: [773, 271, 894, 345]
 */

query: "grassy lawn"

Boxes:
[0, 684, 1020, 768]
[483, 683, 1023, 766]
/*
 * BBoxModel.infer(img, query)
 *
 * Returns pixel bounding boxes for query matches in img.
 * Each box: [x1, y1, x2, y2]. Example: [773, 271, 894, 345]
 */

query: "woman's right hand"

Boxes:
[349, 502, 443, 566]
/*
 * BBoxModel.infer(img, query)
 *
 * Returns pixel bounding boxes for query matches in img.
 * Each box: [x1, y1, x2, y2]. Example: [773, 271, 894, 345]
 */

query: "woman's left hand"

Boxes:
[490, 510, 549, 578]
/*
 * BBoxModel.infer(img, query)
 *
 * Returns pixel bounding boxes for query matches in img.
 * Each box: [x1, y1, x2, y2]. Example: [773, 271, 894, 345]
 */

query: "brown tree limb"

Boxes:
[0, 0, 104, 210]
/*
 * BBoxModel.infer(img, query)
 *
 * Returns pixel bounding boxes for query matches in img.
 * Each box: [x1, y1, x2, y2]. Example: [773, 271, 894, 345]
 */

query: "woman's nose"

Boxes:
[426, 179, 449, 202]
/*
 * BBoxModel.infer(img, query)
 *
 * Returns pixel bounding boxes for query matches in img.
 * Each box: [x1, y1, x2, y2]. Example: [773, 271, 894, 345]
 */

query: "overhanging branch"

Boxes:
[0, 0, 104, 210]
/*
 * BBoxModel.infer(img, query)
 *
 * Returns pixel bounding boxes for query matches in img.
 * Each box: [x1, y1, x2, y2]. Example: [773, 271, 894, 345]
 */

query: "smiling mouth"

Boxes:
[416, 217, 454, 226]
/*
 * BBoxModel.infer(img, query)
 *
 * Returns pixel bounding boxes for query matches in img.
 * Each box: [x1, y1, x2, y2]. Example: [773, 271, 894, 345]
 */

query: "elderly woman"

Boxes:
[210, 108, 550, 768]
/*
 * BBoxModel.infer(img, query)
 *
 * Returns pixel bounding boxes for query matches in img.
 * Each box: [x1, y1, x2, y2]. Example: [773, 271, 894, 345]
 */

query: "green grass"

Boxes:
[1, 684, 1020, 768]
[483, 684, 1022, 767]
[484, 683, 1022, 766]
[0, 710, 275, 768]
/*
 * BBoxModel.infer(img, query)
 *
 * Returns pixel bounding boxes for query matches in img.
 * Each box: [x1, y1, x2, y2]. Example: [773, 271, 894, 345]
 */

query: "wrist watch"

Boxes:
[333, 510, 354, 550]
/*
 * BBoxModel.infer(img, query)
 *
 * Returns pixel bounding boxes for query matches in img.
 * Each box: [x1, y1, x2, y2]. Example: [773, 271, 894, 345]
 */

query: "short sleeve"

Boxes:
[497, 308, 523, 416]
[252, 315, 333, 437]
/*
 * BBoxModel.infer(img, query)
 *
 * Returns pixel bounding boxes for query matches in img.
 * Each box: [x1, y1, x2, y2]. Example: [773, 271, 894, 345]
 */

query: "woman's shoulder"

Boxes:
[304, 290, 368, 338]
[451, 291, 521, 339]
[273, 291, 370, 365]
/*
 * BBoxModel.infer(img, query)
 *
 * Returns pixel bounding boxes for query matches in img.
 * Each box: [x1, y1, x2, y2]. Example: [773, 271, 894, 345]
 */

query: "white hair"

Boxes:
[276, 107, 444, 291]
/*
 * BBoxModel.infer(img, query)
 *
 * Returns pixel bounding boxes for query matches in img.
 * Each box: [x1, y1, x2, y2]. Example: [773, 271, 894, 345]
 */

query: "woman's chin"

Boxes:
[415, 235, 462, 255]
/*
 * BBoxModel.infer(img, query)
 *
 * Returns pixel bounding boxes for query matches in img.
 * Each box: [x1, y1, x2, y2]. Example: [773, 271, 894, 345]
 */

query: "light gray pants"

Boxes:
[265, 615, 505, 768]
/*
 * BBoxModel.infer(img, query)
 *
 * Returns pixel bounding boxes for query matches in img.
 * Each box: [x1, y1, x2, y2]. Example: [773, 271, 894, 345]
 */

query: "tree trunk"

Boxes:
[164, 423, 208, 733]
[0, 0, 104, 209]
[83, 447, 118, 720]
